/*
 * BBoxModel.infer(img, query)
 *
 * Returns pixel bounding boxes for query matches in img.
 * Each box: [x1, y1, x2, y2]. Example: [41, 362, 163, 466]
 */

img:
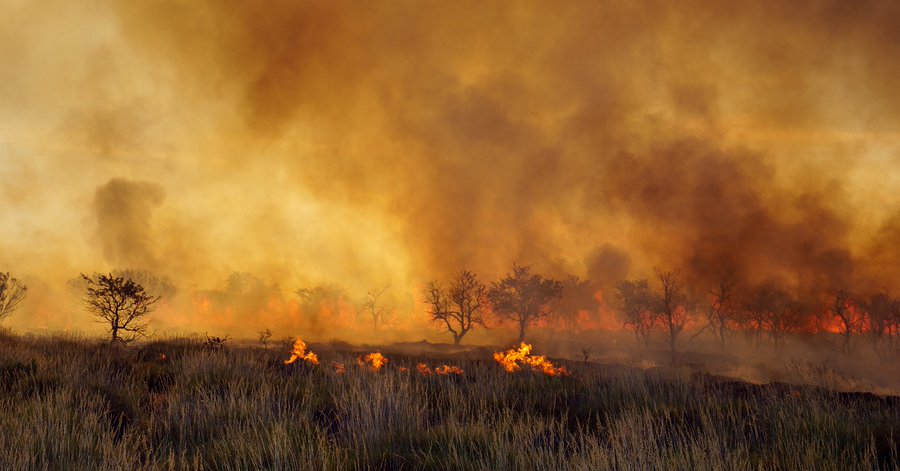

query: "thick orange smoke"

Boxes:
[1, 0, 899, 340]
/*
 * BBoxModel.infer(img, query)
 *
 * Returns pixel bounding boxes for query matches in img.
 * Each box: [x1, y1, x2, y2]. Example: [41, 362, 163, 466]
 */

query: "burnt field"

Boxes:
[0, 332, 897, 470]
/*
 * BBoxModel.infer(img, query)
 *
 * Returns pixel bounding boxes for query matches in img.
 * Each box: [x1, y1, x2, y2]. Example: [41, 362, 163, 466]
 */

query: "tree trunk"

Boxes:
[453, 333, 462, 345]
[111, 325, 118, 343]
[517, 319, 527, 344]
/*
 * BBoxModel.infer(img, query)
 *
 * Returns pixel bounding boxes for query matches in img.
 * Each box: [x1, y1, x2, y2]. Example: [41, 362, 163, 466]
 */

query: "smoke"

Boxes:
[91, 178, 165, 270]
[1, 0, 899, 337]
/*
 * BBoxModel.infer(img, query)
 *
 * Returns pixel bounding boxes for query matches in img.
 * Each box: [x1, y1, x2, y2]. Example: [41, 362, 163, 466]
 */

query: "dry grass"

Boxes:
[0, 330, 897, 470]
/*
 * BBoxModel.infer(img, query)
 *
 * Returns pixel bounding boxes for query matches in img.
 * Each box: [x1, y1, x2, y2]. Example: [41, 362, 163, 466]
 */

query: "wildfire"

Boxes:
[333, 362, 346, 375]
[357, 352, 389, 371]
[283, 337, 319, 366]
[434, 365, 464, 376]
[493, 343, 569, 377]
[414, 363, 464, 376]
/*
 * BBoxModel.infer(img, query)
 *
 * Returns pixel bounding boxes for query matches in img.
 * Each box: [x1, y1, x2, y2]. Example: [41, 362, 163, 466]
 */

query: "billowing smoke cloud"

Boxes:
[1, 0, 899, 335]
[91, 178, 165, 270]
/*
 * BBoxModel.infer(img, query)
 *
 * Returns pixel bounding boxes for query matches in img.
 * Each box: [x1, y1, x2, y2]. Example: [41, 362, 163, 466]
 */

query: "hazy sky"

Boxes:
[2, 0, 899, 333]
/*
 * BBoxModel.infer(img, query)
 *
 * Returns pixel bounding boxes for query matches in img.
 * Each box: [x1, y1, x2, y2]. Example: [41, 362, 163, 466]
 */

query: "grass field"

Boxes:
[0, 331, 897, 470]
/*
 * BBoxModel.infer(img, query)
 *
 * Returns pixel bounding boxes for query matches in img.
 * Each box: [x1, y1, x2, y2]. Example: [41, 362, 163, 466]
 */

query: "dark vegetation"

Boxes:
[0, 331, 896, 470]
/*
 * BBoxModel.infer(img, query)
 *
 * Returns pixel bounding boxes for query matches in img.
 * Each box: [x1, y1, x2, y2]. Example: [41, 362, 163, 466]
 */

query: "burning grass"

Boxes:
[0, 332, 896, 470]
[494, 342, 570, 377]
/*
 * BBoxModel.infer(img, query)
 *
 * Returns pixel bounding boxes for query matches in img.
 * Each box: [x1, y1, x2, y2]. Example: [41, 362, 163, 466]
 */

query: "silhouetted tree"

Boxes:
[258, 328, 273, 349]
[654, 268, 687, 354]
[614, 279, 656, 346]
[424, 270, 488, 345]
[115, 269, 176, 300]
[362, 285, 391, 331]
[695, 268, 740, 350]
[763, 291, 807, 349]
[742, 283, 781, 347]
[0, 272, 27, 323]
[861, 290, 899, 358]
[81, 272, 158, 343]
[296, 283, 345, 329]
[829, 289, 863, 354]
[488, 264, 563, 343]
[553, 276, 597, 331]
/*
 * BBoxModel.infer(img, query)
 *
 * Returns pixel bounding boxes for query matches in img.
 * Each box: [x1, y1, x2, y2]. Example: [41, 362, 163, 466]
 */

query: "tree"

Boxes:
[81, 272, 159, 343]
[114, 269, 176, 300]
[614, 279, 656, 346]
[829, 289, 863, 354]
[762, 291, 807, 349]
[296, 283, 346, 328]
[488, 264, 563, 343]
[362, 285, 391, 331]
[424, 270, 488, 345]
[741, 283, 780, 348]
[258, 328, 273, 349]
[553, 276, 597, 331]
[695, 268, 739, 350]
[654, 268, 688, 354]
[861, 291, 899, 357]
[0, 272, 27, 323]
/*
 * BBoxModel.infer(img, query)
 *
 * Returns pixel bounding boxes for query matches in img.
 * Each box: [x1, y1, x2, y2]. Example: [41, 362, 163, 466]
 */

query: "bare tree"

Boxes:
[861, 290, 899, 358]
[81, 272, 159, 343]
[741, 283, 780, 348]
[0, 272, 27, 323]
[488, 264, 563, 343]
[654, 268, 687, 354]
[258, 328, 273, 349]
[362, 285, 391, 331]
[759, 288, 806, 349]
[695, 268, 739, 350]
[829, 289, 863, 354]
[424, 270, 488, 345]
[614, 279, 656, 347]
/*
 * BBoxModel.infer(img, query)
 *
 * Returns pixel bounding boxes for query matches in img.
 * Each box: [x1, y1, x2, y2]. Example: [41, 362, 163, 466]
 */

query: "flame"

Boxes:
[283, 337, 319, 365]
[416, 363, 432, 376]
[434, 365, 464, 376]
[399, 366, 409, 373]
[493, 343, 569, 377]
[333, 362, 346, 375]
[357, 352, 389, 372]
[159, 353, 167, 362]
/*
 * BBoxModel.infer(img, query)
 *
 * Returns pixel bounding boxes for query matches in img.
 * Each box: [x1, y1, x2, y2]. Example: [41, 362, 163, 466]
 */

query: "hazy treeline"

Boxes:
[2, 260, 899, 363]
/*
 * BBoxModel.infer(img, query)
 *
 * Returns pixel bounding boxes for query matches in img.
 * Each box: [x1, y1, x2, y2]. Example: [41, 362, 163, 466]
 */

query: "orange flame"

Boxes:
[416, 363, 432, 376]
[493, 343, 569, 377]
[333, 362, 346, 375]
[434, 365, 464, 376]
[283, 337, 319, 366]
[357, 352, 389, 372]
[399, 366, 409, 373]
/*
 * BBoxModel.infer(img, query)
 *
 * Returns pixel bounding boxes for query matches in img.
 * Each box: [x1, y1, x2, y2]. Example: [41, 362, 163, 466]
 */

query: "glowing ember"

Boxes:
[159, 353, 167, 362]
[416, 363, 432, 376]
[283, 338, 319, 366]
[399, 366, 409, 373]
[333, 362, 346, 375]
[434, 365, 464, 376]
[493, 343, 569, 377]
[357, 352, 389, 372]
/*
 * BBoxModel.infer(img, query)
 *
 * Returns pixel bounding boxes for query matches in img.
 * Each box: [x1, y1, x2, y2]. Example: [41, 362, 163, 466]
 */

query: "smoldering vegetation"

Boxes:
[0, 331, 897, 470]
